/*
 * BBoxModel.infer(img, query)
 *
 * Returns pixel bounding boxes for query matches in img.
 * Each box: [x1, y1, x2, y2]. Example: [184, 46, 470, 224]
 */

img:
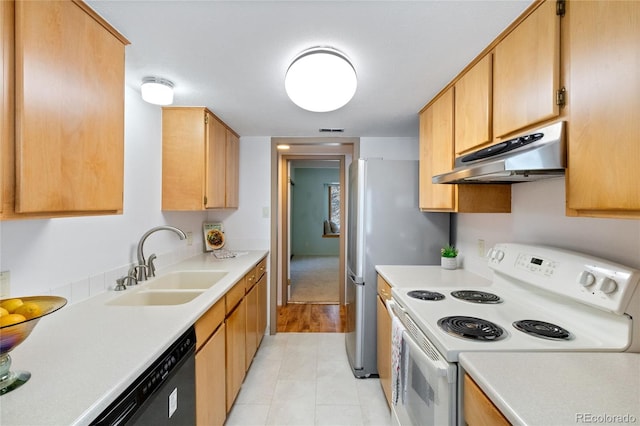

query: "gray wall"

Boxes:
[291, 168, 340, 256]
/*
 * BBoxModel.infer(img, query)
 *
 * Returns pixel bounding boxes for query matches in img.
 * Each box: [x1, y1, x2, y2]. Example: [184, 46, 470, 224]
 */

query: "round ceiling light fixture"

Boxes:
[285, 47, 357, 112]
[140, 77, 174, 106]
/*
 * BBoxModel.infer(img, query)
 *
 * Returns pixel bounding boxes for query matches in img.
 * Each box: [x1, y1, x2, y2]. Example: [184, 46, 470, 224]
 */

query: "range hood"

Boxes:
[433, 121, 566, 184]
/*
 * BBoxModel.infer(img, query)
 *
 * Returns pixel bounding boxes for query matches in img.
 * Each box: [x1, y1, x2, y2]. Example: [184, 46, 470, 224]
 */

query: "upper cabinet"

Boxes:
[454, 54, 493, 155]
[1, 0, 129, 219]
[419, 88, 511, 213]
[564, 0, 640, 218]
[419, 88, 456, 210]
[493, 0, 561, 138]
[162, 107, 240, 210]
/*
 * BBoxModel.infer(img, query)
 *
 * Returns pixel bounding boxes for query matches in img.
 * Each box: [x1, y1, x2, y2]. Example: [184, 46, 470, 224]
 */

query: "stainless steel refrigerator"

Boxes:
[345, 159, 450, 378]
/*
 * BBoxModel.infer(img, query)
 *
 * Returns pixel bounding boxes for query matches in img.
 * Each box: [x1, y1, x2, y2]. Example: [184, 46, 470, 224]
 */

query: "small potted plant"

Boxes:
[440, 244, 458, 270]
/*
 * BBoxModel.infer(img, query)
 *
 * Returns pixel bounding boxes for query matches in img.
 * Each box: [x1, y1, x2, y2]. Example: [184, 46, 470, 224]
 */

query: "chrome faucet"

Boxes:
[136, 225, 187, 282]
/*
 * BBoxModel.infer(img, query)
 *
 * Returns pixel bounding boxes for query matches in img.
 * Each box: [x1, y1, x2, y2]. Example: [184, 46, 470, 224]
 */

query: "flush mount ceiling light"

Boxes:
[285, 47, 357, 112]
[140, 77, 174, 105]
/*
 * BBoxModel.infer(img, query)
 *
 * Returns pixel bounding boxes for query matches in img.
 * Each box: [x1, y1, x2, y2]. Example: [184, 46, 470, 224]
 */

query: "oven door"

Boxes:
[389, 300, 457, 426]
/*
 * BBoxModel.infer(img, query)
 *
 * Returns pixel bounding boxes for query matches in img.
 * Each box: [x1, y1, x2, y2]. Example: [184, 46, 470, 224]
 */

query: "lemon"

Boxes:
[14, 302, 43, 320]
[0, 307, 8, 317]
[0, 298, 24, 314]
[0, 313, 26, 327]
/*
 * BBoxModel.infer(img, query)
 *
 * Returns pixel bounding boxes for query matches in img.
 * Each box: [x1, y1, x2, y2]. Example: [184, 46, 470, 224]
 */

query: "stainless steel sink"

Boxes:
[144, 271, 228, 290]
[108, 290, 203, 306]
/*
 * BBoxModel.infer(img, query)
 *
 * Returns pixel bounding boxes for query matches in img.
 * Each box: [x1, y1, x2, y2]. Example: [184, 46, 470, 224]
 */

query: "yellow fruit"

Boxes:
[0, 298, 24, 314]
[14, 302, 43, 320]
[0, 313, 26, 327]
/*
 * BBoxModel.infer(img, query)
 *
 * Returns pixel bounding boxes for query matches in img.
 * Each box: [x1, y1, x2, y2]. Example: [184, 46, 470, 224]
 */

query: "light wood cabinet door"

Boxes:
[225, 130, 240, 208]
[162, 107, 207, 210]
[256, 272, 267, 348]
[205, 114, 227, 208]
[245, 282, 258, 369]
[376, 294, 391, 407]
[565, 0, 640, 218]
[13, 0, 127, 213]
[162, 107, 239, 210]
[419, 88, 456, 211]
[463, 374, 510, 426]
[225, 298, 246, 412]
[419, 88, 511, 213]
[0, 0, 12, 216]
[455, 54, 492, 155]
[196, 323, 226, 426]
[493, 0, 560, 138]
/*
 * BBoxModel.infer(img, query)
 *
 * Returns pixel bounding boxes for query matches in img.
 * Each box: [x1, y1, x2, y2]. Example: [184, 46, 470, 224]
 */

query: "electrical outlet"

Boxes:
[0, 271, 10, 298]
[478, 239, 486, 257]
[186, 232, 193, 246]
[262, 206, 270, 218]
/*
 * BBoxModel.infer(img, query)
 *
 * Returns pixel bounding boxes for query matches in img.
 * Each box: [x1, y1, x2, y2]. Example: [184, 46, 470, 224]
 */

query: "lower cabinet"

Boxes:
[195, 256, 268, 420]
[194, 298, 226, 426]
[245, 282, 258, 368]
[463, 374, 510, 426]
[377, 275, 392, 407]
[256, 273, 267, 348]
[195, 323, 226, 426]
[225, 297, 246, 412]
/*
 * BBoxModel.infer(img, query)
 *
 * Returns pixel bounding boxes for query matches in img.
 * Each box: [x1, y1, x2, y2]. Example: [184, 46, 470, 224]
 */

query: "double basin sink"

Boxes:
[108, 271, 228, 306]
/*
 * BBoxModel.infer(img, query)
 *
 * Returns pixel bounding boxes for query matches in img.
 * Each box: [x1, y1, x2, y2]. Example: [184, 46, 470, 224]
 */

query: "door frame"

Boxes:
[269, 138, 358, 334]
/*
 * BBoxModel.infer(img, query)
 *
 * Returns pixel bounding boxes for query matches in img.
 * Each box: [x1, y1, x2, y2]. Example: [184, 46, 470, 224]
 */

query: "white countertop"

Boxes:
[459, 352, 640, 426]
[375, 264, 491, 289]
[0, 250, 267, 426]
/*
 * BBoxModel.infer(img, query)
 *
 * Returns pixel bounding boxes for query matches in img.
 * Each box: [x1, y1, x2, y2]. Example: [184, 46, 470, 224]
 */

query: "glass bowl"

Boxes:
[0, 296, 67, 394]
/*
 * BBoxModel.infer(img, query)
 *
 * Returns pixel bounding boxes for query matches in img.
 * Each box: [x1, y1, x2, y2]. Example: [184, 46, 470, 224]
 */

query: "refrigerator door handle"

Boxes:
[348, 269, 365, 285]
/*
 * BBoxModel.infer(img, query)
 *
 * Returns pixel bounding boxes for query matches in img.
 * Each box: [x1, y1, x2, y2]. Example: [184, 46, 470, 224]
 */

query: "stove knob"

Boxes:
[495, 250, 505, 261]
[598, 277, 618, 294]
[578, 271, 596, 287]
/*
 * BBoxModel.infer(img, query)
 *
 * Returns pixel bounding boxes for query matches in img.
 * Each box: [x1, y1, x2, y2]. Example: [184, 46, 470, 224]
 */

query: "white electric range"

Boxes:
[387, 243, 640, 426]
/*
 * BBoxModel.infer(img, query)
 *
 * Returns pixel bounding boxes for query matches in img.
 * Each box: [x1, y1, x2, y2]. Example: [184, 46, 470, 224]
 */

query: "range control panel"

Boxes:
[514, 253, 558, 277]
[487, 243, 640, 315]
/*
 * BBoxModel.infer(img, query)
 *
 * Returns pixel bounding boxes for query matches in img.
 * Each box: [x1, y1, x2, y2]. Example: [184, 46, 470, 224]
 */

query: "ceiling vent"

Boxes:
[319, 128, 345, 133]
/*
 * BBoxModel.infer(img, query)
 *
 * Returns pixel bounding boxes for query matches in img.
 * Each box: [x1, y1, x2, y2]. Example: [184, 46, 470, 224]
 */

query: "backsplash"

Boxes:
[457, 178, 640, 279]
[48, 244, 202, 305]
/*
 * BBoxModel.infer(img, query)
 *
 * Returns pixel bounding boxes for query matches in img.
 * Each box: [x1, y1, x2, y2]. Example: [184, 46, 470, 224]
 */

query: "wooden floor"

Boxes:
[277, 303, 346, 332]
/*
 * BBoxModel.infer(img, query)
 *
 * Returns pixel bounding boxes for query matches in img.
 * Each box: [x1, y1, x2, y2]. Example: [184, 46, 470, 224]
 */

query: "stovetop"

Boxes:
[389, 243, 640, 362]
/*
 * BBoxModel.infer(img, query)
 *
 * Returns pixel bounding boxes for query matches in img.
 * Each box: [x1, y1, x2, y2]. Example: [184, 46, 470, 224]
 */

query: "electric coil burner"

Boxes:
[513, 320, 572, 341]
[451, 290, 502, 304]
[407, 290, 445, 301]
[438, 316, 504, 341]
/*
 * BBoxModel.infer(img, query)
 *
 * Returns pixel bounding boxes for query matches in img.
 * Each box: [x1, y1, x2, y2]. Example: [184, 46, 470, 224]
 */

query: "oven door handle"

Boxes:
[387, 300, 456, 384]
[387, 299, 403, 318]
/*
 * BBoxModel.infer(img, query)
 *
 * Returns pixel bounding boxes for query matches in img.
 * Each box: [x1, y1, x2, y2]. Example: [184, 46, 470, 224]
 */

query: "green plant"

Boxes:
[440, 245, 458, 258]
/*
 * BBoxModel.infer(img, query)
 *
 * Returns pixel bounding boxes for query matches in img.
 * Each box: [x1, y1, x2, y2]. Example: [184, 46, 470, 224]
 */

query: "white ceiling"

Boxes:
[88, 0, 533, 138]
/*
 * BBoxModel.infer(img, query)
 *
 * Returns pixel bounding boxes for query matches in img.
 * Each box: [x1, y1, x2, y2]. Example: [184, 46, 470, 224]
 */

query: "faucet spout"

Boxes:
[136, 225, 187, 281]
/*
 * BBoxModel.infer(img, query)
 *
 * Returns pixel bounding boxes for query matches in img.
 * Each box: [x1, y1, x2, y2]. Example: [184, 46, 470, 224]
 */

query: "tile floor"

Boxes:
[226, 333, 393, 426]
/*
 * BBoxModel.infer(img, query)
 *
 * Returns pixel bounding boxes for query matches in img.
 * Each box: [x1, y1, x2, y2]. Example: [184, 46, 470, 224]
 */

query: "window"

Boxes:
[328, 184, 340, 229]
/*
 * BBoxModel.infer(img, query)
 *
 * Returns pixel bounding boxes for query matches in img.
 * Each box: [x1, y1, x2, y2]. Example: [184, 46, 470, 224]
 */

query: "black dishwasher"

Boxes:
[91, 327, 196, 426]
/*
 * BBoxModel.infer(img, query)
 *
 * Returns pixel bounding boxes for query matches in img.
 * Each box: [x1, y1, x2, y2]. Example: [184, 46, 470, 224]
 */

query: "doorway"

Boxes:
[269, 138, 358, 334]
[289, 159, 340, 304]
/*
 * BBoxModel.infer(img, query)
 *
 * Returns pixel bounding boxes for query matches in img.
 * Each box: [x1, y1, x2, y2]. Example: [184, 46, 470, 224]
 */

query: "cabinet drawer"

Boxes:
[255, 257, 267, 281]
[377, 275, 392, 301]
[195, 298, 225, 352]
[226, 278, 245, 315]
[245, 269, 257, 293]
